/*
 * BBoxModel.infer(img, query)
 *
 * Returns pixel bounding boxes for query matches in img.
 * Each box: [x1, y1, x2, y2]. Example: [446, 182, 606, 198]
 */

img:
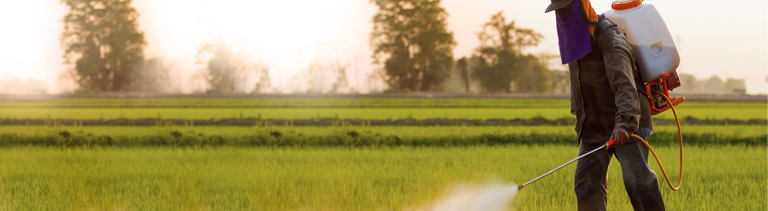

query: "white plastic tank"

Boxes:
[603, 0, 680, 83]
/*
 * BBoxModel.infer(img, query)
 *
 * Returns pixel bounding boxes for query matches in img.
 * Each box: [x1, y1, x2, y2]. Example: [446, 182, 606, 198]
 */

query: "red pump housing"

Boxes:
[644, 71, 685, 115]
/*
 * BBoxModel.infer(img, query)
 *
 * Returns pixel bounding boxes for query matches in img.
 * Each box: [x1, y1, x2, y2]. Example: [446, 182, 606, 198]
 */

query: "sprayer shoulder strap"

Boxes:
[633, 62, 649, 98]
[592, 15, 648, 98]
[592, 15, 617, 51]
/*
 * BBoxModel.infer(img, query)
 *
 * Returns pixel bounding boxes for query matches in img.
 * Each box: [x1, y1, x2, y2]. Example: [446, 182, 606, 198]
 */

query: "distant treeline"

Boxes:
[672, 74, 748, 96]
[53, 0, 750, 96]
[55, 0, 567, 95]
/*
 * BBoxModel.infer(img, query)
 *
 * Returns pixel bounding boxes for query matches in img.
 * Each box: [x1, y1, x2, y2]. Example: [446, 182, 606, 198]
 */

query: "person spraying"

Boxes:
[544, 0, 665, 210]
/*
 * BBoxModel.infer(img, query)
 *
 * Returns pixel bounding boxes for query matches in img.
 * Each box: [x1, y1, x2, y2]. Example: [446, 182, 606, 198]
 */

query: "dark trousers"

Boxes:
[574, 128, 665, 211]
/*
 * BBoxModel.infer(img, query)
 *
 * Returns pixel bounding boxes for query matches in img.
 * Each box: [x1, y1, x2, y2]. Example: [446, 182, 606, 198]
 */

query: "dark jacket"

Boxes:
[569, 19, 653, 144]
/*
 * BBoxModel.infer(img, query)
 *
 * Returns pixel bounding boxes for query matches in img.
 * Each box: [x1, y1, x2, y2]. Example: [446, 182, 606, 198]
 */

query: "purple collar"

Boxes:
[556, 1, 593, 64]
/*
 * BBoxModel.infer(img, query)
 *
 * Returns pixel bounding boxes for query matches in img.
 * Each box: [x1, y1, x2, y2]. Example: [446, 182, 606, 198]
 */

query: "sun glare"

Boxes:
[134, 0, 372, 93]
[201, 1, 353, 70]
[0, 1, 61, 81]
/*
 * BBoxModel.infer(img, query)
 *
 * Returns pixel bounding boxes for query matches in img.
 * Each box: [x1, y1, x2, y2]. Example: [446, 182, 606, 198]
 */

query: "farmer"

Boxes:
[544, 0, 665, 210]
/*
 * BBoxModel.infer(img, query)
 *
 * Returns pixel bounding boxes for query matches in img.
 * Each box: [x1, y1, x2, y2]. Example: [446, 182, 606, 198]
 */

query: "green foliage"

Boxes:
[61, 0, 146, 92]
[206, 47, 238, 93]
[471, 11, 544, 93]
[370, 0, 456, 91]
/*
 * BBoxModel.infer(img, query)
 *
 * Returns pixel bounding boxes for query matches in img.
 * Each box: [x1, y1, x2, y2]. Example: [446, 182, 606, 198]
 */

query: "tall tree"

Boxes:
[515, 55, 552, 93]
[132, 57, 172, 93]
[61, 0, 146, 92]
[197, 43, 258, 94]
[471, 11, 543, 93]
[370, 0, 456, 91]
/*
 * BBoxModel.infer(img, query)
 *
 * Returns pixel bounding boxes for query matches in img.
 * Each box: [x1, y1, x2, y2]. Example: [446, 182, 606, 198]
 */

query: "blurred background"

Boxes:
[0, 0, 765, 96]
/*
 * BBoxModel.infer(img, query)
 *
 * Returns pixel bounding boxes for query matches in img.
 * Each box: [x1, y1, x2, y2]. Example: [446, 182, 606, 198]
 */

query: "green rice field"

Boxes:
[1, 97, 765, 120]
[0, 97, 764, 210]
[1, 125, 763, 137]
[0, 146, 763, 210]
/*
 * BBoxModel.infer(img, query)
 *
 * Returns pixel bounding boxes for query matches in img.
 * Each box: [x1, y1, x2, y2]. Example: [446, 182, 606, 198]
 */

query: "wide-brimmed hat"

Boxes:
[545, 0, 574, 13]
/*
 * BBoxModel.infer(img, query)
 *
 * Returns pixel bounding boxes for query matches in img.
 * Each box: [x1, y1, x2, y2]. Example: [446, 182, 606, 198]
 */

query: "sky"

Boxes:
[0, 0, 766, 94]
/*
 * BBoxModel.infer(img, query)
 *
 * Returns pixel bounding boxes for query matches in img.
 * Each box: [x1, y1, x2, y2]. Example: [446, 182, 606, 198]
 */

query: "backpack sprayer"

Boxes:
[518, 0, 684, 191]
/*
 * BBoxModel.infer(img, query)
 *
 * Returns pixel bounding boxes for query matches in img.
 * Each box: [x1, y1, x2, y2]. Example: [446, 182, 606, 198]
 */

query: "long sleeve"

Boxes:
[597, 27, 640, 133]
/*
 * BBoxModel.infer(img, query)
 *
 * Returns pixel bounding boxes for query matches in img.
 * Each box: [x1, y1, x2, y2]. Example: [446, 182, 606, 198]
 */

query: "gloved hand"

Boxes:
[609, 127, 630, 145]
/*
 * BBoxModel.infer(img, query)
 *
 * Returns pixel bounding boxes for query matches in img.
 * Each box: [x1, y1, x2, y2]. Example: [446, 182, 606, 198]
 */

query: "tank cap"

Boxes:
[612, 0, 643, 10]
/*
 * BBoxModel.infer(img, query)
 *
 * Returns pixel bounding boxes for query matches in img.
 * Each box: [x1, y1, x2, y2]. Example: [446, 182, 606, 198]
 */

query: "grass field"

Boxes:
[0, 97, 764, 210]
[1, 125, 765, 138]
[1, 97, 765, 120]
[0, 146, 763, 210]
[1, 106, 765, 120]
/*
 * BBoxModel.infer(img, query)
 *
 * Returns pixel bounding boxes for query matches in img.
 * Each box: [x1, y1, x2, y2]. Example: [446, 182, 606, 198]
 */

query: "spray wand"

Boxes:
[516, 95, 684, 192]
[516, 139, 616, 191]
